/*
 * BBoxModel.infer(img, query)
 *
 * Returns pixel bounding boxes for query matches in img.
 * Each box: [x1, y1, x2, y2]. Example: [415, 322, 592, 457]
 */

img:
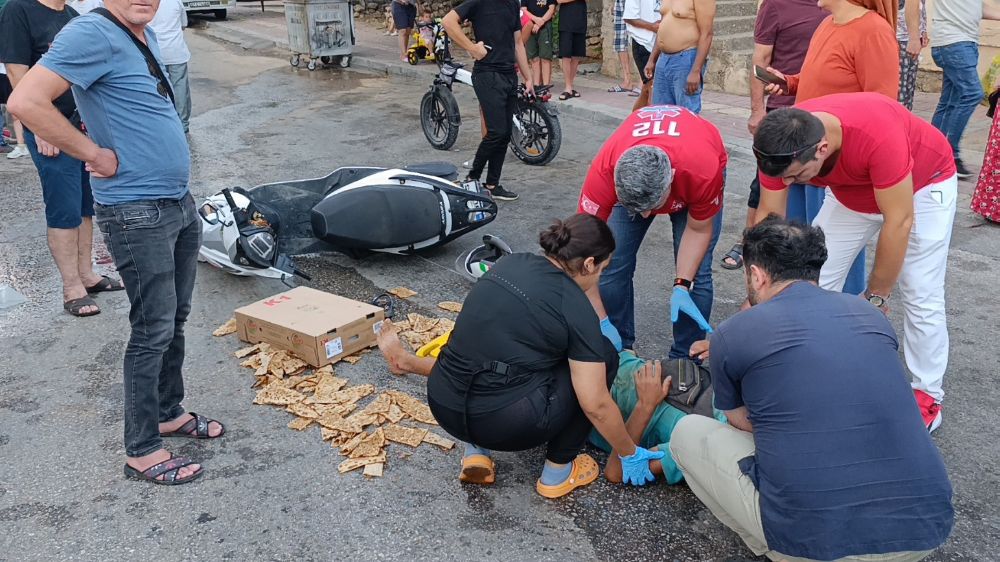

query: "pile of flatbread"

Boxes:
[392, 312, 456, 351]
[231, 341, 456, 478]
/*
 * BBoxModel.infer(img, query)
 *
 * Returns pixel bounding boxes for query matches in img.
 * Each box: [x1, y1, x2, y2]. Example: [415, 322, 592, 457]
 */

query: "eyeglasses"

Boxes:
[751, 136, 823, 170]
[146, 59, 172, 100]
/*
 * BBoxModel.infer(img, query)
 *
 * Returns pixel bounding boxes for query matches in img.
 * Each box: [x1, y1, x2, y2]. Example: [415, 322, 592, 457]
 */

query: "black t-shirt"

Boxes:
[0, 0, 78, 118]
[427, 253, 607, 414]
[558, 0, 587, 33]
[522, 0, 555, 19]
[454, 0, 520, 74]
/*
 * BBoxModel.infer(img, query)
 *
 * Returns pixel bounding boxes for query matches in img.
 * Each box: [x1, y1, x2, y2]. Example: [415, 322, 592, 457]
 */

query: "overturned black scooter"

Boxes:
[197, 162, 498, 281]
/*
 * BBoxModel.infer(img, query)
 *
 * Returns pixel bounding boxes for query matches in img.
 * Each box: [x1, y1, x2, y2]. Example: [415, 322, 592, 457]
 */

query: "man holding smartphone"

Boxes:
[443, 0, 533, 202]
[753, 92, 958, 434]
[719, 0, 825, 271]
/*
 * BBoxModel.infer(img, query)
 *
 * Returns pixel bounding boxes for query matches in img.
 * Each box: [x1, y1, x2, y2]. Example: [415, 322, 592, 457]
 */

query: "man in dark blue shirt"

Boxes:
[670, 216, 953, 561]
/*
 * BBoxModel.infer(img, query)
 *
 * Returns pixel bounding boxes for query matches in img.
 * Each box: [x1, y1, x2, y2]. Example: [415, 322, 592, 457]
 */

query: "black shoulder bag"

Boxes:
[92, 8, 175, 105]
[662, 358, 716, 418]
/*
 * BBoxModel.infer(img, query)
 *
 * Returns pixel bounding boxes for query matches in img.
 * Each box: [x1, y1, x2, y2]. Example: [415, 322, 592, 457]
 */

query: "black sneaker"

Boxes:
[487, 184, 518, 201]
[955, 158, 973, 179]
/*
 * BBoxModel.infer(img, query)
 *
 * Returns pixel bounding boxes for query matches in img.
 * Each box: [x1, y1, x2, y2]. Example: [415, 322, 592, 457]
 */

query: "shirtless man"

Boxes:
[644, 0, 715, 113]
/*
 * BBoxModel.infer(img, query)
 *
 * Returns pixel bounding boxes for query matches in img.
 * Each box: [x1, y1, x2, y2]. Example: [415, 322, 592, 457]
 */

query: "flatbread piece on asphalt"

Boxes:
[288, 417, 314, 431]
[359, 393, 393, 416]
[388, 287, 418, 299]
[437, 301, 463, 313]
[383, 424, 428, 447]
[253, 383, 306, 406]
[320, 384, 376, 405]
[422, 431, 456, 450]
[212, 318, 237, 336]
[338, 453, 387, 473]
[385, 403, 405, 424]
[387, 391, 438, 425]
[341, 354, 364, 364]
[350, 428, 387, 458]
[235, 343, 266, 358]
[286, 402, 319, 419]
[339, 432, 365, 455]
[363, 463, 384, 478]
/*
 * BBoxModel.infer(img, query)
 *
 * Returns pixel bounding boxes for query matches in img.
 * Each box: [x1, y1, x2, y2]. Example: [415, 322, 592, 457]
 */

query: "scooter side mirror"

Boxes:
[199, 203, 220, 225]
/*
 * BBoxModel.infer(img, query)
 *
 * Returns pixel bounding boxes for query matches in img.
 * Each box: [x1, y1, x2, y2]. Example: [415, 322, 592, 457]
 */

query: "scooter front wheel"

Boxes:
[420, 87, 461, 150]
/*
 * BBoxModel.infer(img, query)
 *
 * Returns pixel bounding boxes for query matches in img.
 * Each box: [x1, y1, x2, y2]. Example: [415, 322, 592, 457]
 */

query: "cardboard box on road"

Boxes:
[235, 287, 384, 367]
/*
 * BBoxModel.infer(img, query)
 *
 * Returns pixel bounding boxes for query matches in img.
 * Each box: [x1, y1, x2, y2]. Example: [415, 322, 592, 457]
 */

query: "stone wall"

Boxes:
[354, 0, 604, 60]
[586, 0, 603, 60]
[353, 0, 462, 24]
[599, 0, 622, 79]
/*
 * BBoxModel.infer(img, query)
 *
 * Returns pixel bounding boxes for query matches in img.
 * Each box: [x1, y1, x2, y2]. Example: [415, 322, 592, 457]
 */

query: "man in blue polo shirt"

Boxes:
[669, 216, 953, 561]
[9, 0, 224, 485]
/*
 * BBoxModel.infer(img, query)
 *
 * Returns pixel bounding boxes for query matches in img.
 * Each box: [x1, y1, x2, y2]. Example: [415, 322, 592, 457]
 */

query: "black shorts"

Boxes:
[631, 40, 651, 84]
[392, 2, 416, 29]
[748, 176, 761, 209]
[0, 74, 12, 105]
[747, 107, 777, 209]
[559, 30, 586, 59]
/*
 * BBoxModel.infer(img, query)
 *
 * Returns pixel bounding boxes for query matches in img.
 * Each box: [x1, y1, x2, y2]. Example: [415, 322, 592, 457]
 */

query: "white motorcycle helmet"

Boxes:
[198, 189, 284, 278]
[455, 234, 512, 281]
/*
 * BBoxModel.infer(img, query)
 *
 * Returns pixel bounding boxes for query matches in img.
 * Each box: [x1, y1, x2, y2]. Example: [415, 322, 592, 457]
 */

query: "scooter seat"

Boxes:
[311, 185, 443, 249]
[402, 162, 458, 181]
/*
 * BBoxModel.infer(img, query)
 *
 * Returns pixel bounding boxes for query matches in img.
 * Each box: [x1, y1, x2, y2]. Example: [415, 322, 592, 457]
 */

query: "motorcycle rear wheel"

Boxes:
[420, 87, 461, 150]
[509, 103, 561, 166]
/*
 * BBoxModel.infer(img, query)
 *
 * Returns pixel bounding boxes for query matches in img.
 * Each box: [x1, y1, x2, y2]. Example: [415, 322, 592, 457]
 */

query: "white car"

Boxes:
[183, 0, 235, 20]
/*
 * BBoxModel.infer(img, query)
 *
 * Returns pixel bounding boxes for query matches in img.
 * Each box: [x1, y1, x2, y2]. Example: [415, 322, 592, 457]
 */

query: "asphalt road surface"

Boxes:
[0, 23, 998, 562]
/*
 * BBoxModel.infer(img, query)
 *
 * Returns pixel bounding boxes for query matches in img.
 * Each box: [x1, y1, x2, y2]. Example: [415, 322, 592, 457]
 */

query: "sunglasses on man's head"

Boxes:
[752, 135, 823, 171]
[145, 59, 171, 100]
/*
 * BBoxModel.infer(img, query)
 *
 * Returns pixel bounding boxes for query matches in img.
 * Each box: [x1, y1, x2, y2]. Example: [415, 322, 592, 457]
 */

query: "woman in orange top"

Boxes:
[761, 0, 899, 295]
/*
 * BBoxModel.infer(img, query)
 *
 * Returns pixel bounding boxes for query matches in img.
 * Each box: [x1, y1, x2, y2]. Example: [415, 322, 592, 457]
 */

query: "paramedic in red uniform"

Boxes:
[577, 105, 727, 359]
[753, 92, 958, 433]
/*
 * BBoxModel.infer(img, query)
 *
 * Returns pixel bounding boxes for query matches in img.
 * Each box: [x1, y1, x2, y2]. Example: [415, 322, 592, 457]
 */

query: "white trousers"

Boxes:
[813, 176, 958, 402]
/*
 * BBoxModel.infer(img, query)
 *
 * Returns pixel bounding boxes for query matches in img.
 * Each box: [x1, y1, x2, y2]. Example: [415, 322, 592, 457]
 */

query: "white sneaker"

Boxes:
[6, 145, 29, 159]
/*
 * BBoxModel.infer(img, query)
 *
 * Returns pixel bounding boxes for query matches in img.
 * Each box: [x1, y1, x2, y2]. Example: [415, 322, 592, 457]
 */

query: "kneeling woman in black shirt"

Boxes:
[378, 214, 663, 498]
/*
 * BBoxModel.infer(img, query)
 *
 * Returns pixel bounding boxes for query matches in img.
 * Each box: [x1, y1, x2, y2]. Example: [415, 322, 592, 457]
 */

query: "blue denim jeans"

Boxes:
[651, 49, 705, 113]
[787, 184, 866, 294]
[931, 41, 982, 158]
[24, 128, 94, 229]
[599, 205, 723, 358]
[95, 193, 201, 457]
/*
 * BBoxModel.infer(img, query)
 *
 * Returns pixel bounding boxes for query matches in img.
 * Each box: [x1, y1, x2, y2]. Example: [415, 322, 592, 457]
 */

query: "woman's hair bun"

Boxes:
[539, 220, 572, 253]
[538, 214, 616, 274]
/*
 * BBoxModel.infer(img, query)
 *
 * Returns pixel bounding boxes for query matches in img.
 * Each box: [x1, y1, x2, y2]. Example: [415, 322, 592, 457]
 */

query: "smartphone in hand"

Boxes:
[754, 65, 787, 89]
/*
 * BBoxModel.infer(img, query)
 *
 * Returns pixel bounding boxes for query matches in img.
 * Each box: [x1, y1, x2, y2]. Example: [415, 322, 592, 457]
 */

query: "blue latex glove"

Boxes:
[600, 317, 623, 352]
[619, 446, 666, 486]
[670, 285, 713, 333]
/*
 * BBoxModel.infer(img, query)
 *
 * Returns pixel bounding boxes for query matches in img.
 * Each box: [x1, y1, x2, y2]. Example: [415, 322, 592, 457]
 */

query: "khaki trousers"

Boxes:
[668, 415, 933, 562]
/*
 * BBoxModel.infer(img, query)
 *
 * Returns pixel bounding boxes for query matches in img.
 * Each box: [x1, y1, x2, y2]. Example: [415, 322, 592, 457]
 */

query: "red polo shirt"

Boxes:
[578, 106, 728, 221]
[759, 93, 956, 214]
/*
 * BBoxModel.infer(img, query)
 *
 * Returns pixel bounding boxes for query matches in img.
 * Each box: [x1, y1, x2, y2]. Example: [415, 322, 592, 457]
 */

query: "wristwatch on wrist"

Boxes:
[864, 290, 888, 308]
[673, 277, 692, 290]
